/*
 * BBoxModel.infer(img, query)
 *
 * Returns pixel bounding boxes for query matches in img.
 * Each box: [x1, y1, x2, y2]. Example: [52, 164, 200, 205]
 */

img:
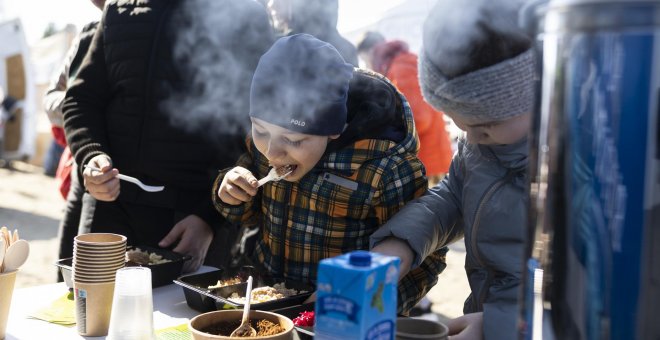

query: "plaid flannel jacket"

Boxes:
[213, 77, 448, 314]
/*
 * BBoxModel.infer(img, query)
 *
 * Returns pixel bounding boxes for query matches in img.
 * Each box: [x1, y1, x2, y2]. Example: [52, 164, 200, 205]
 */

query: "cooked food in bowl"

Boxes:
[188, 310, 294, 340]
[201, 319, 285, 337]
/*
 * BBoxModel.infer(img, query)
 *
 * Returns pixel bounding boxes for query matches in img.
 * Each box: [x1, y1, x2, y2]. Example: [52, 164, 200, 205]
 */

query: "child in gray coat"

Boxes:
[371, 0, 535, 339]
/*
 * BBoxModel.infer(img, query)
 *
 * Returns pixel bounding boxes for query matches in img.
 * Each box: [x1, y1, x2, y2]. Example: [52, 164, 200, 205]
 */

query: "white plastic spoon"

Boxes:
[230, 275, 256, 337]
[84, 165, 165, 192]
[3, 239, 29, 272]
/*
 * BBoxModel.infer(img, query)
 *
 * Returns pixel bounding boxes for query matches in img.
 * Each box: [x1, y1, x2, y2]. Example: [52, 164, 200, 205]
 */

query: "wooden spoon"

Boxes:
[0, 238, 5, 273]
[0, 227, 9, 247]
[3, 239, 29, 272]
[230, 275, 257, 337]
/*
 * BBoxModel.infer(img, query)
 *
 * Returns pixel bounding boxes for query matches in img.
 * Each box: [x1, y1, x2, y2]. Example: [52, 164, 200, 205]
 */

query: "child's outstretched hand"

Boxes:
[447, 312, 483, 340]
[218, 166, 259, 205]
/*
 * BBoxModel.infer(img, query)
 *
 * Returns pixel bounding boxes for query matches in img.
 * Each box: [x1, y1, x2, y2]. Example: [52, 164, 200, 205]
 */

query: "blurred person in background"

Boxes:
[267, 0, 358, 66]
[63, 0, 274, 273]
[43, 0, 104, 281]
[358, 31, 453, 186]
[0, 86, 19, 161]
[42, 131, 64, 177]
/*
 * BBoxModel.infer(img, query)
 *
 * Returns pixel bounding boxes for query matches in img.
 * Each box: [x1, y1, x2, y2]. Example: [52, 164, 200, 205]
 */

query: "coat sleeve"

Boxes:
[44, 22, 98, 128]
[371, 155, 427, 225]
[370, 150, 466, 268]
[43, 41, 75, 128]
[62, 14, 111, 172]
[369, 153, 448, 315]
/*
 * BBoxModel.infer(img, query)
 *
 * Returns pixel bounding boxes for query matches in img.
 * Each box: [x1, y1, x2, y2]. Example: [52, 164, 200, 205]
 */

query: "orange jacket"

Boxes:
[374, 41, 453, 175]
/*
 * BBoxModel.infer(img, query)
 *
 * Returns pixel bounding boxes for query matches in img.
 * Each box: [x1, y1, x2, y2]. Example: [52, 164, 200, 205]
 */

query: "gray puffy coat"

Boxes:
[371, 138, 528, 340]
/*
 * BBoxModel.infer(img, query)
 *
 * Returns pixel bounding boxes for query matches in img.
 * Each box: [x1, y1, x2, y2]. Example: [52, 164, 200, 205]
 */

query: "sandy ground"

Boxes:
[0, 161, 471, 320]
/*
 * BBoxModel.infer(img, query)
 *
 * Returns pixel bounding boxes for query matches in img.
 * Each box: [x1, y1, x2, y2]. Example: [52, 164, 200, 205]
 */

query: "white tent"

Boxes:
[0, 18, 36, 161]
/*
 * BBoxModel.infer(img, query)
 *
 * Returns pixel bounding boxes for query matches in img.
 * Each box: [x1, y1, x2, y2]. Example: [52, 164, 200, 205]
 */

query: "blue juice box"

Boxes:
[314, 251, 400, 340]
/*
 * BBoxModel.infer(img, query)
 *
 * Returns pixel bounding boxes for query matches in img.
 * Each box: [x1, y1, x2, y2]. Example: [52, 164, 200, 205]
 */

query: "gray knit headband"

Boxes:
[419, 48, 536, 122]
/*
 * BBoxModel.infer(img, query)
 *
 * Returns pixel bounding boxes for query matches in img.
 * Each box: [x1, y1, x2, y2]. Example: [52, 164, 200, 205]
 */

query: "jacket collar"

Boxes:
[318, 91, 418, 176]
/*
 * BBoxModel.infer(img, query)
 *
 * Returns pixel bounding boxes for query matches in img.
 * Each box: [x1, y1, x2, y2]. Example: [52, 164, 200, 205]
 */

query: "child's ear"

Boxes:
[328, 134, 341, 140]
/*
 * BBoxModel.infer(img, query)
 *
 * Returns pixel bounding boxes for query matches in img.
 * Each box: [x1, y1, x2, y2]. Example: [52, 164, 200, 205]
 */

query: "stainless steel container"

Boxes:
[522, 1, 660, 339]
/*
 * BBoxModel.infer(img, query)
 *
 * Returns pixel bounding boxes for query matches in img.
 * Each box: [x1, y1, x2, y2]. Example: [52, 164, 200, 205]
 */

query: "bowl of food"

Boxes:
[189, 310, 294, 340]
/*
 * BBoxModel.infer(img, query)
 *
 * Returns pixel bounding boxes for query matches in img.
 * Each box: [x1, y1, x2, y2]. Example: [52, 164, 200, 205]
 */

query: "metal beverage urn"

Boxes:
[520, 1, 660, 339]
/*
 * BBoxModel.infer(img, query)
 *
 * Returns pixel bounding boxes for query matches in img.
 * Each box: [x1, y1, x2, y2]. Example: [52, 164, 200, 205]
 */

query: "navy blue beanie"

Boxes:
[249, 34, 354, 136]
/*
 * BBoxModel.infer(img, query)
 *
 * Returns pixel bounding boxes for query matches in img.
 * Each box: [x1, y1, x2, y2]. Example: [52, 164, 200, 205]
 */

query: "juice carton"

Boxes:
[314, 251, 400, 340]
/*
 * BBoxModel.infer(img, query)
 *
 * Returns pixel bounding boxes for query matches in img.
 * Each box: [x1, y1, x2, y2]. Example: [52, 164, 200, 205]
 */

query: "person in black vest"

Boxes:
[63, 0, 274, 272]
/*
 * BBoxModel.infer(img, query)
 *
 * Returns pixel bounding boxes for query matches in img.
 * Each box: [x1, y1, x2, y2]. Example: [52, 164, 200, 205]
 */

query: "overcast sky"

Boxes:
[1, 0, 405, 45]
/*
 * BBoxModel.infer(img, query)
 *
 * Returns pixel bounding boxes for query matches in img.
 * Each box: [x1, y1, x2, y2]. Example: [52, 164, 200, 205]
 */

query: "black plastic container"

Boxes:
[126, 245, 191, 287]
[174, 268, 314, 313]
[54, 257, 75, 289]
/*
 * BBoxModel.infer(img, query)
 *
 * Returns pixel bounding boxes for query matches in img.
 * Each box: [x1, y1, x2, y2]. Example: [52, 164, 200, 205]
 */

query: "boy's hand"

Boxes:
[218, 166, 259, 205]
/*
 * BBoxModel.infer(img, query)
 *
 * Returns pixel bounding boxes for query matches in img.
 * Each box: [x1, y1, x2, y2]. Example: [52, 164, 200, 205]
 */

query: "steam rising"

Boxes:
[422, 0, 530, 77]
[161, 0, 274, 142]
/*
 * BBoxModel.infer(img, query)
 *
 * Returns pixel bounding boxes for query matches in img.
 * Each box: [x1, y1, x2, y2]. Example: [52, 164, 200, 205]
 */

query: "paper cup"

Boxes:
[396, 317, 449, 340]
[74, 245, 126, 255]
[73, 271, 119, 282]
[75, 233, 127, 247]
[0, 270, 18, 340]
[74, 280, 116, 336]
[73, 248, 126, 258]
[73, 261, 124, 269]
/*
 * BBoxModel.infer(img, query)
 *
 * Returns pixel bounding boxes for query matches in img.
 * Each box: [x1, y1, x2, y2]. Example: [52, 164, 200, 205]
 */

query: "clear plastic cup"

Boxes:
[107, 267, 155, 340]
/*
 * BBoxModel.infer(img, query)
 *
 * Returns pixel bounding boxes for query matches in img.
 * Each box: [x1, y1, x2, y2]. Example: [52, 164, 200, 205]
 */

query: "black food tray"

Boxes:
[174, 268, 314, 313]
[126, 245, 191, 287]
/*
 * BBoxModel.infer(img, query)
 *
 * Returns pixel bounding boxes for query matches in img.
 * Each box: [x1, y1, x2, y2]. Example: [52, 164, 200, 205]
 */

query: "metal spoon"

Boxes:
[230, 275, 257, 337]
[3, 239, 29, 272]
[84, 165, 165, 192]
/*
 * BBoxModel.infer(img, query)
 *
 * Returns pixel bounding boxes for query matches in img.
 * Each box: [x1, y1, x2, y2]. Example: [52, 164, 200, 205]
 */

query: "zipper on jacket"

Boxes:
[469, 170, 517, 308]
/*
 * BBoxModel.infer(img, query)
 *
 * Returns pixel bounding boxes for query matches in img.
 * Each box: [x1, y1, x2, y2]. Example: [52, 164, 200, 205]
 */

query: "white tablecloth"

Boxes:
[4, 267, 211, 339]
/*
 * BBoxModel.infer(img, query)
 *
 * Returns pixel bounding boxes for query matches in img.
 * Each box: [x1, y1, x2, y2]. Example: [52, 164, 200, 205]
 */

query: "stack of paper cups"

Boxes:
[73, 233, 127, 337]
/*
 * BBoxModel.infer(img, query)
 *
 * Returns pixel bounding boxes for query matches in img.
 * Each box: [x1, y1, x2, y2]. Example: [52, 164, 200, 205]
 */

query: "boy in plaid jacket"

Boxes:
[213, 34, 447, 314]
